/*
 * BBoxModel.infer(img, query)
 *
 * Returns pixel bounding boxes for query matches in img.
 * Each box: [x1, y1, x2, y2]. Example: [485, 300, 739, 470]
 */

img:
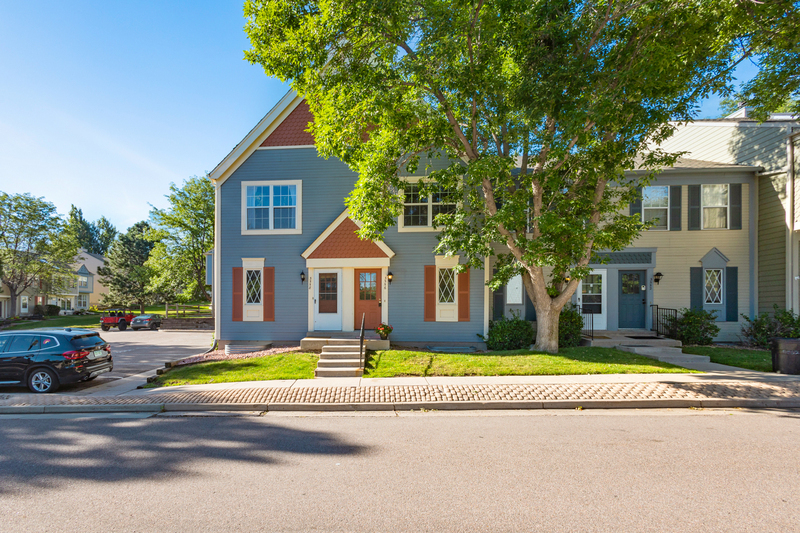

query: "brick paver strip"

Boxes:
[2, 381, 800, 407]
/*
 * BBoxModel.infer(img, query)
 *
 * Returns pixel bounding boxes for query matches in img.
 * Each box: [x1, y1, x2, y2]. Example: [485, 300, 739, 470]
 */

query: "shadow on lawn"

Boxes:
[0, 417, 368, 493]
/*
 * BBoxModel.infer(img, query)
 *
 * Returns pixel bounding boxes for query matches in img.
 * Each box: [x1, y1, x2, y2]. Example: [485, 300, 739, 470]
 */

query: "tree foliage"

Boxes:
[244, 0, 798, 351]
[0, 192, 77, 316]
[147, 176, 214, 302]
[65, 205, 118, 255]
[97, 221, 155, 313]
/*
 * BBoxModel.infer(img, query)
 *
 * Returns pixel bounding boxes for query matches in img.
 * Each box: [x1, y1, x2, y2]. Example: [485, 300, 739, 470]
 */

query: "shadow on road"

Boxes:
[0, 417, 368, 492]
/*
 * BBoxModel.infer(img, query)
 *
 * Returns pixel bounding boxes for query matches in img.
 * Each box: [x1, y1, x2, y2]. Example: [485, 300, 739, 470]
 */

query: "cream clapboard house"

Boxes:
[659, 109, 800, 316]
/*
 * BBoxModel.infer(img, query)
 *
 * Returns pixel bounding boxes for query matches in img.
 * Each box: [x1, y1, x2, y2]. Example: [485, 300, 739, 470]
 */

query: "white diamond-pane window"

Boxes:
[246, 269, 262, 304]
[438, 268, 455, 303]
[704, 269, 722, 304]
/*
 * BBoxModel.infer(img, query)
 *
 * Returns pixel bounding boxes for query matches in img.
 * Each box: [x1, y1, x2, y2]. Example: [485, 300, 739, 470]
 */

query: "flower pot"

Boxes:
[379, 333, 388, 340]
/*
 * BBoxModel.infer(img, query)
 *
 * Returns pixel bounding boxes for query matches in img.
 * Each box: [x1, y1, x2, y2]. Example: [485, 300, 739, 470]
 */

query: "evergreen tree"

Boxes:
[97, 222, 155, 313]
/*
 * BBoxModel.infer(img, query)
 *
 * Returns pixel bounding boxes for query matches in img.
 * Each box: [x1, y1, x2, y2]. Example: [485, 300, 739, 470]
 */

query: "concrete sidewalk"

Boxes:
[2, 369, 800, 414]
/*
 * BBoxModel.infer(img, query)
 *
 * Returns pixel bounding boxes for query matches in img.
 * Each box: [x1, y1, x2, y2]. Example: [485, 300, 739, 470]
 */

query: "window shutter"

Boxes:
[263, 267, 275, 321]
[726, 267, 738, 321]
[690, 267, 703, 310]
[630, 187, 642, 219]
[458, 269, 470, 322]
[424, 265, 436, 322]
[524, 290, 537, 321]
[232, 267, 243, 322]
[730, 183, 742, 230]
[688, 185, 701, 230]
[670, 185, 682, 231]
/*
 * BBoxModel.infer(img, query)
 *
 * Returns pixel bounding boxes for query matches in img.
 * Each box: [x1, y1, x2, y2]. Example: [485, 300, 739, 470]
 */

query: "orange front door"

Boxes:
[354, 269, 381, 330]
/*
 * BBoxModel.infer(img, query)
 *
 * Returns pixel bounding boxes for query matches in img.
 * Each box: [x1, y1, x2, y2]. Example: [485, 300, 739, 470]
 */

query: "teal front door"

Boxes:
[619, 270, 646, 329]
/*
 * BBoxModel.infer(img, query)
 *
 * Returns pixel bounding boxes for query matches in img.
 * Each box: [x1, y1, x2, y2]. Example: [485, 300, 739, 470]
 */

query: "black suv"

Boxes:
[0, 328, 113, 393]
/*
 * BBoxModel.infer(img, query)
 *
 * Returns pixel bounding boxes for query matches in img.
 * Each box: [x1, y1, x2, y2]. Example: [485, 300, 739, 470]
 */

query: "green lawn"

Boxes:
[364, 347, 699, 377]
[145, 301, 211, 318]
[682, 346, 772, 372]
[146, 352, 319, 387]
[1, 314, 101, 331]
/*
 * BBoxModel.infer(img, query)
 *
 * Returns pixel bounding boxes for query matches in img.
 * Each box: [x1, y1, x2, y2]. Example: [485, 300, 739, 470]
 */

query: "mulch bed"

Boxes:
[175, 345, 304, 367]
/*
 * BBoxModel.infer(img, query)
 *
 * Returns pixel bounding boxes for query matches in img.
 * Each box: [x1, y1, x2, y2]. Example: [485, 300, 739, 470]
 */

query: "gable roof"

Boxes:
[209, 89, 314, 187]
[302, 210, 395, 260]
[76, 264, 92, 275]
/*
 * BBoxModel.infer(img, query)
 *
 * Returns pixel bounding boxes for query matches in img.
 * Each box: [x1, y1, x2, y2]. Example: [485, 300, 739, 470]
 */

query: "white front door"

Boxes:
[577, 269, 607, 330]
[314, 269, 342, 331]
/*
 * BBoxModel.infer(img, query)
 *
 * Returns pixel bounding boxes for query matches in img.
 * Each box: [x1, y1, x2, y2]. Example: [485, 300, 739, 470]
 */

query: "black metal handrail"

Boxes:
[359, 313, 366, 371]
[580, 306, 594, 340]
[650, 305, 678, 337]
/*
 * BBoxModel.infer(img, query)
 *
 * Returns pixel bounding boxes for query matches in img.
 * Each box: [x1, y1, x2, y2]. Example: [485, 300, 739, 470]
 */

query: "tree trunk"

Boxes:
[140, 302, 146, 314]
[532, 303, 561, 353]
[8, 288, 18, 318]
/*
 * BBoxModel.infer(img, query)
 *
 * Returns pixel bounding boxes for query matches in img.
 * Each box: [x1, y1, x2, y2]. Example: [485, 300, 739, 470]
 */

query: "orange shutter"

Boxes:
[424, 265, 436, 322]
[263, 267, 275, 321]
[458, 269, 470, 322]
[232, 267, 243, 322]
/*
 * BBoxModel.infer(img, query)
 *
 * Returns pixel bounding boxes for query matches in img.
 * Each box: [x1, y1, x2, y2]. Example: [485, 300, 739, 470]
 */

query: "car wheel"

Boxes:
[101, 324, 110, 331]
[150, 323, 158, 330]
[28, 368, 59, 393]
[118, 320, 127, 331]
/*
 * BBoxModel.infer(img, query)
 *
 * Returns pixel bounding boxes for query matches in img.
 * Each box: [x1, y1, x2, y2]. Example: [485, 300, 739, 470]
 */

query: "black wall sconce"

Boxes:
[387, 272, 394, 284]
[653, 272, 663, 285]
[300, 271, 306, 284]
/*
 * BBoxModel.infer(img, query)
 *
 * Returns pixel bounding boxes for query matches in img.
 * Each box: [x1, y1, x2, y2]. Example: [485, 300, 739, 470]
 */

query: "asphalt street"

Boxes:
[2, 329, 213, 394]
[1, 408, 798, 532]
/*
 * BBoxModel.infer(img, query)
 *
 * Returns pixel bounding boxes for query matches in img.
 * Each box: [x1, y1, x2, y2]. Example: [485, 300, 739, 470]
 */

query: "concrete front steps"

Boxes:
[617, 345, 710, 366]
[301, 333, 389, 351]
[314, 339, 366, 378]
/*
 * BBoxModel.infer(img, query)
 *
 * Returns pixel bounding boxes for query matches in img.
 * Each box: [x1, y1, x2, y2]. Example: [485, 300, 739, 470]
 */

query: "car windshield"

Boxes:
[137, 315, 151, 319]
[70, 334, 103, 348]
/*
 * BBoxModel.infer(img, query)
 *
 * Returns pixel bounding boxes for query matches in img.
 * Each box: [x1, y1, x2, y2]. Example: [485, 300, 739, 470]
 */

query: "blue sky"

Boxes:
[0, 1, 756, 233]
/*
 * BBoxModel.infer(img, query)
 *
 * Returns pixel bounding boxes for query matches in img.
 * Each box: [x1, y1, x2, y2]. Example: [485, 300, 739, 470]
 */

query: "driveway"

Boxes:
[3, 329, 213, 395]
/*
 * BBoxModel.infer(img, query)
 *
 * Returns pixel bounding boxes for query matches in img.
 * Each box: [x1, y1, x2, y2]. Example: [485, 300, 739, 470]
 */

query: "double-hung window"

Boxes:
[702, 184, 728, 229]
[78, 276, 88, 288]
[241, 180, 302, 235]
[642, 186, 669, 230]
[399, 181, 457, 231]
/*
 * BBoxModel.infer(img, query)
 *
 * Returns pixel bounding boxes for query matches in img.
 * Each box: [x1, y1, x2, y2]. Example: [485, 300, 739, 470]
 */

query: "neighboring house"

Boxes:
[659, 109, 800, 315]
[39, 250, 108, 313]
[208, 90, 786, 346]
[0, 284, 36, 319]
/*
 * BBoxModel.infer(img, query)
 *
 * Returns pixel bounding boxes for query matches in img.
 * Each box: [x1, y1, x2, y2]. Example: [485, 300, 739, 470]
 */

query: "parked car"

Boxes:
[0, 328, 113, 393]
[100, 309, 136, 331]
[131, 314, 162, 331]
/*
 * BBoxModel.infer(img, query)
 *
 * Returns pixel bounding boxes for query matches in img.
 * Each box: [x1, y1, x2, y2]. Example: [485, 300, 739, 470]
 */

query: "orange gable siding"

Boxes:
[308, 218, 388, 259]
[260, 100, 315, 147]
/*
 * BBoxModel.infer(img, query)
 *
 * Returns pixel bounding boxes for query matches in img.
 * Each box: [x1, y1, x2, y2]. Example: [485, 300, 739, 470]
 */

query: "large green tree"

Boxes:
[0, 192, 78, 317]
[65, 206, 118, 255]
[147, 175, 214, 302]
[97, 222, 155, 313]
[244, 0, 799, 352]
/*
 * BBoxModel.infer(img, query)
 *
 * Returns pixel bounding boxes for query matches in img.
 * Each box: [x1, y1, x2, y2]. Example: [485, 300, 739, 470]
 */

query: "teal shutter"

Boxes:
[688, 185, 701, 230]
[690, 267, 704, 310]
[729, 183, 742, 230]
[726, 267, 738, 321]
[670, 185, 682, 231]
[630, 187, 642, 220]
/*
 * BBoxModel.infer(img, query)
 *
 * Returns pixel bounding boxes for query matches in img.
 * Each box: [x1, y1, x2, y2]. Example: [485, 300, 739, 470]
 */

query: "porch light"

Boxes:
[387, 272, 394, 284]
[653, 272, 663, 285]
[300, 271, 306, 284]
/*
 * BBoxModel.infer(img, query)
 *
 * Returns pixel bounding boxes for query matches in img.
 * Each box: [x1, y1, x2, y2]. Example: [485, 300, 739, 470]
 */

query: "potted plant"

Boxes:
[376, 323, 393, 340]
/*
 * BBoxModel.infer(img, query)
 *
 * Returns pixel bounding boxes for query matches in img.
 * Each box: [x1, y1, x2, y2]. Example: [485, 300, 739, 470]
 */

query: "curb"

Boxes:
[2, 398, 800, 415]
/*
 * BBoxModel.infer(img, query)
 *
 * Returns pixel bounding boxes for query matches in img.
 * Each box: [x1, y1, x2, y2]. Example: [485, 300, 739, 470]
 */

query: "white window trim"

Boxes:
[642, 186, 670, 231]
[435, 255, 459, 322]
[20, 296, 28, 312]
[242, 258, 265, 321]
[701, 184, 730, 231]
[76, 294, 89, 308]
[704, 268, 724, 306]
[241, 180, 303, 235]
[398, 177, 458, 233]
[78, 276, 89, 288]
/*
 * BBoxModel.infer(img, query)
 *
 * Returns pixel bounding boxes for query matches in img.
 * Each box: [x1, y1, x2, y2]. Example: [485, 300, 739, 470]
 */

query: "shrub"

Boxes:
[666, 308, 720, 345]
[45, 304, 61, 316]
[740, 305, 800, 348]
[559, 305, 584, 348]
[33, 304, 45, 316]
[479, 311, 535, 350]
